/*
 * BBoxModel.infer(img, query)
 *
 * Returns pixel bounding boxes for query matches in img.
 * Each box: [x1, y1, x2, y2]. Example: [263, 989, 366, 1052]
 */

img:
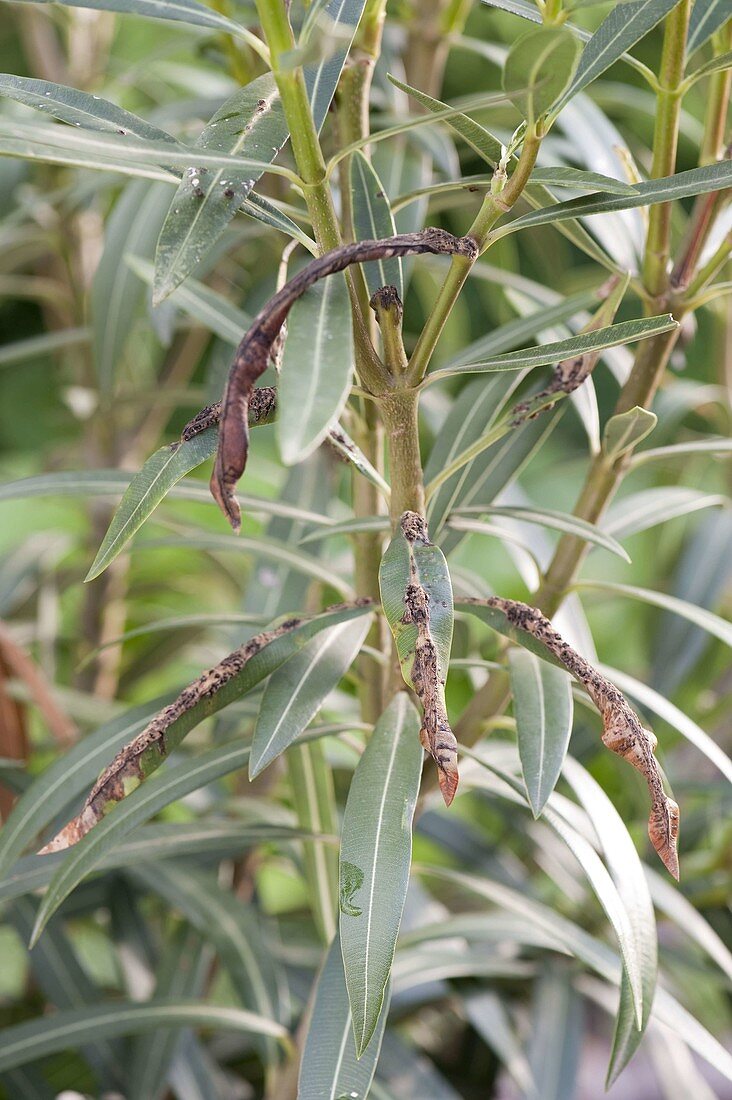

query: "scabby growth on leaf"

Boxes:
[460, 597, 680, 878]
[380, 511, 458, 805]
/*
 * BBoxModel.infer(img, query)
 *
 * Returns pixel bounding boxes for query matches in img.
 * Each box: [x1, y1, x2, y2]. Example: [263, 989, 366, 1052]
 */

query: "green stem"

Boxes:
[406, 129, 542, 385]
[642, 0, 692, 302]
[380, 389, 425, 524]
[699, 25, 732, 166]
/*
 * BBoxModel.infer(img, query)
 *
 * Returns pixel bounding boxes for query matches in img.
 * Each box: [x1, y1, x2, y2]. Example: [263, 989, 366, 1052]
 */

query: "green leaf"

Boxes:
[0, 328, 89, 369]
[277, 274, 354, 465]
[127, 254, 250, 344]
[299, 931, 389, 1100]
[426, 376, 560, 540]
[85, 429, 219, 581]
[250, 614, 373, 777]
[132, 863, 281, 1035]
[503, 26, 581, 125]
[530, 166, 638, 194]
[242, 192, 316, 252]
[145, 532, 352, 596]
[326, 425, 392, 499]
[0, 701, 159, 881]
[9, 0, 256, 37]
[602, 406, 657, 458]
[0, 74, 179, 144]
[687, 0, 731, 53]
[687, 49, 732, 82]
[603, 487, 726, 538]
[91, 182, 172, 393]
[0, 1000, 286, 1075]
[576, 579, 732, 648]
[339, 692, 423, 1056]
[303, 0, 368, 131]
[429, 316, 677, 381]
[386, 75, 504, 166]
[480, 0, 541, 23]
[629, 435, 730, 466]
[299, 515, 391, 544]
[129, 926, 206, 1100]
[31, 740, 250, 941]
[508, 649, 574, 817]
[560, 0, 682, 104]
[494, 161, 732, 237]
[153, 74, 287, 304]
[465, 991, 536, 1096]
[562, 757, 657, 1084]
[349, 151, 402, 298]
[453, 505, 630, 561]
[0, 822, 316, 906]
[527, 965, 583, 1100]
[288, 741, 340, 944]
[646, 866, 732, 984]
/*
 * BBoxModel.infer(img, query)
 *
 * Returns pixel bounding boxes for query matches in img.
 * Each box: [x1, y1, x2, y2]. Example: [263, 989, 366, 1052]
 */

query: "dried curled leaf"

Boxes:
[380, 512, 458, 805]
[39, 599, 374, 854]
[460, 596, 680, 878]
[181, 230, 478, 531]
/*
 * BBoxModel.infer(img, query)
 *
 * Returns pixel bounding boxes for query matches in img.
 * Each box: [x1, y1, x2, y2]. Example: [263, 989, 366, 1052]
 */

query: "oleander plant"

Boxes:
[0, 0, 730, 1096]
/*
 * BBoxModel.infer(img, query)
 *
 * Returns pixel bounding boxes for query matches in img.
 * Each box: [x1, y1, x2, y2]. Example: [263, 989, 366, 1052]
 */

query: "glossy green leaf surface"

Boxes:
[339, 693, 422, 1056]
[509, 649, 574, 816]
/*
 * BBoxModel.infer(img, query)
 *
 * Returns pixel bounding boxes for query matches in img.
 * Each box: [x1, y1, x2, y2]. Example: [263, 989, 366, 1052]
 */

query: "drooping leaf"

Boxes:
[465, 991, 536, 1095]
[502, 26, 581, 125]
[508, 648, 574, 817]
[602, 406, 657, 459]
[250, 613, 373, 777]
[153, 74, 287, 304]
[299, 931, 390, 1100]
[577, 579, 732, 648]
[277, 274, 354, 465]
[527, 964, 583, 1100]
[428, 316, 677, 381]
[339, 692, 422, 1056]
[562, 756, 657, 1083]
[379, 513, 457, 803]
[386, 76, 504, 167]
[0, 1001, 286, 1075]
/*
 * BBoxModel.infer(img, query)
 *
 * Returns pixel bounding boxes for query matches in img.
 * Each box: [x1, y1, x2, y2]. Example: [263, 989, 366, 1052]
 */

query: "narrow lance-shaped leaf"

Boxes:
[8, 0, 260, 39]
[277, 273, 354, 465]
[558, 0, 682, 106]
[428, 315, 677, 380]
[493, 161, 732, 237]
[0, 1001, 287, 1075]
[31, 740, 253, 942]
[502, 26, 581, 125]
[38, 600, 373, 854]
[457, 596, 680, 878]
[562, 756, 657, 1085]
[687, 0, 730, 54]
[379, 512, 458, 804]
[299, 931, 390, 1100]
[339, 692, 423, 1056]
[509, 648, 574, 817]
[250, 613, 373, 777]
[86, 388, 277, 581]
[153, 73, 287, 304]
[350, 150, 403, 298]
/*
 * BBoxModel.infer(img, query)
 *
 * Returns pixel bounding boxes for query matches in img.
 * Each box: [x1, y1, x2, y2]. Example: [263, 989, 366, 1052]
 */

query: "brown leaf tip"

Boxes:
[438, 766, 459, 807]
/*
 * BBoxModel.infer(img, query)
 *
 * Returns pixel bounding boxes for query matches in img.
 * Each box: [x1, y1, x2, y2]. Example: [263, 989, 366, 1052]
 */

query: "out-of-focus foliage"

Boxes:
[0, 0, 730, 1097]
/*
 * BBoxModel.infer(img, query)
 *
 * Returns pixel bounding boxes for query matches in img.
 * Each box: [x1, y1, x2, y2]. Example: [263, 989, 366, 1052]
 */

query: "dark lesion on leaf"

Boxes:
[461, 595, 680, 879]
[399, 511, 459, 807]
[39, 599, 374, 855]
